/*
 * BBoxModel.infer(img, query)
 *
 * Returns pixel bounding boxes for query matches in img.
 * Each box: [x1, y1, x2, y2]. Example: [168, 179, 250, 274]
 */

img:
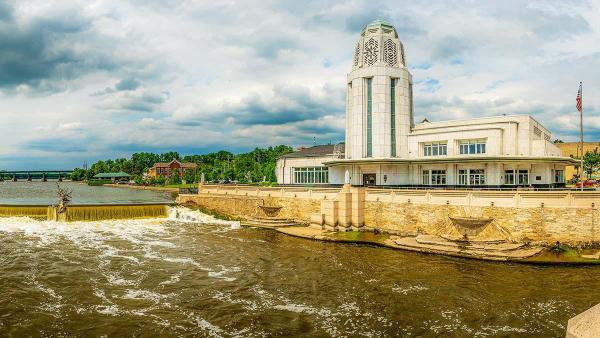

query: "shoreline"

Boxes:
[179, 202, 600, 266]
[102, 184, 179, 192]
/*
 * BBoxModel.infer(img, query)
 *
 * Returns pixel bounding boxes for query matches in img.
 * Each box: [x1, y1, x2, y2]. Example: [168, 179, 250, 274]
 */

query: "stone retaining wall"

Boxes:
[364, 201, 600, 244]
[178, 185, 600, 246]
[177, 194, 320, 223]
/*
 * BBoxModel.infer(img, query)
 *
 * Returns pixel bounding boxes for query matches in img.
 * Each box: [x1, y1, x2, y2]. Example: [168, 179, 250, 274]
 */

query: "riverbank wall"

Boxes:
[178, 185, 600, 246]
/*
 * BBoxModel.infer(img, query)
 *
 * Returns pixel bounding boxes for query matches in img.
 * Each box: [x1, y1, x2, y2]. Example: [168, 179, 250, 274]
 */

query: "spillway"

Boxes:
[0, 205, 48, 219]
[0, 203, 170, 221]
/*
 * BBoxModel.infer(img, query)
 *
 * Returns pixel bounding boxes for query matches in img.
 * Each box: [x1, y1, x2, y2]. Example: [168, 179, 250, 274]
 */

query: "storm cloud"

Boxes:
[0, 0, 598, 169]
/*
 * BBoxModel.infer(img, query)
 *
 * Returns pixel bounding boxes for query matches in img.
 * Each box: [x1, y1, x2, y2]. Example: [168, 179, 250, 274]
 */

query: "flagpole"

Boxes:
[580, 81, 584, 191]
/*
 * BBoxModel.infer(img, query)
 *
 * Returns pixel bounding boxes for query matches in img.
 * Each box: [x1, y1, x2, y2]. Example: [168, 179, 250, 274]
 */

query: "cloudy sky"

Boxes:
[0, 0, 598, 169]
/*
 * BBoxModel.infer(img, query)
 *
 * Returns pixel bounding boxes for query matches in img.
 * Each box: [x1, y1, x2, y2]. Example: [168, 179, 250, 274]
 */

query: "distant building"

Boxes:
[555, 142, 600, 180]
[148, 160, 197, 178]
[93, 172, 131, 182]
[276, 19, 577, 187]
[277, 144, 344, 185]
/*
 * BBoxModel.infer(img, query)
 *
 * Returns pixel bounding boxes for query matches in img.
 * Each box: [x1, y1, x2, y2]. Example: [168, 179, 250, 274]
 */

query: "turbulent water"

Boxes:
[0, 206, 597, 337]
[0, 183, 598, 336]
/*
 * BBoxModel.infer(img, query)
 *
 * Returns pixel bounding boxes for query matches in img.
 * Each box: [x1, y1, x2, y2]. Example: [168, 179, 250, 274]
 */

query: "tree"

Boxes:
[155, 175, 167, 186]
[69, 168, 87, 181]
[583, 150, 600, 177]
[81, 144, 294, 186]
[169, 169, 182, 185]
[183, 169, 196, 183]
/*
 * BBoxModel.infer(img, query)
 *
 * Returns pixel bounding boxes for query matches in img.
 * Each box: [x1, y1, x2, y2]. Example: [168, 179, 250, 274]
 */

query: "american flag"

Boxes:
[576, 82, 583, 112]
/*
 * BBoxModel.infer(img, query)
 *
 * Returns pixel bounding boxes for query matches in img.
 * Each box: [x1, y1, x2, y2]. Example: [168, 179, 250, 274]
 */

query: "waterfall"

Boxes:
[1, 204, 169, 221]
[54, 204, 169, 221]
[0, 205, 48, 219]
[0, 204, 240, 227]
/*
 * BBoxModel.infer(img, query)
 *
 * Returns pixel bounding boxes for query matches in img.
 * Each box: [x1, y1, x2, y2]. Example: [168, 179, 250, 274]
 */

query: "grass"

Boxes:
[526, 244, 600, 264]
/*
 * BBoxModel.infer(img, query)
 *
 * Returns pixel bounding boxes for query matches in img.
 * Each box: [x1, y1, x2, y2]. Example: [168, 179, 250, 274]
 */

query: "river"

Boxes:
[0, 183, 597, 337]
[0, 181, 172, 205]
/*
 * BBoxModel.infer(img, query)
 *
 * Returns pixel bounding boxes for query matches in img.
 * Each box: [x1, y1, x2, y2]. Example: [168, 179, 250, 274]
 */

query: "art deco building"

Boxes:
[276, 19, 577, 187]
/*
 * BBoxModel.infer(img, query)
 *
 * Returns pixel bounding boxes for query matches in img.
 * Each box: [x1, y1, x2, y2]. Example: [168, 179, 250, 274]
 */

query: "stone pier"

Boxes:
[309, 184, 364, 231]
[567, 303, 600, 338]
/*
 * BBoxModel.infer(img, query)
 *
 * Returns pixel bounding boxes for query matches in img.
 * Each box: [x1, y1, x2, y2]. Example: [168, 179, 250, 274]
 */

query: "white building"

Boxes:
[276, 19, 576, 187]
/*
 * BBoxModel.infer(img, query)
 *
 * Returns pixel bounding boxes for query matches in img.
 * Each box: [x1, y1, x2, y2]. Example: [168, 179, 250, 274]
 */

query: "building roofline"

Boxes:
[324, 156, 579, 166]
[413, 114, 537, 128]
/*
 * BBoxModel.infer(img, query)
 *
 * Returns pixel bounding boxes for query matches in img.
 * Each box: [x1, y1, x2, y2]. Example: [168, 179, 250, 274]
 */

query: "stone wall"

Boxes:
[178, 194, 320, 223]
[178, 185, 600, 246]
[365, 201, 600, 244]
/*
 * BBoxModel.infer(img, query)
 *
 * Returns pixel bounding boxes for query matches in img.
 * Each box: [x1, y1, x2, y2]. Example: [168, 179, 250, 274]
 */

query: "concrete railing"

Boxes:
[196, 185, 600, 209]
[198, 185, 340, 201]
[365, 188, 600, 208]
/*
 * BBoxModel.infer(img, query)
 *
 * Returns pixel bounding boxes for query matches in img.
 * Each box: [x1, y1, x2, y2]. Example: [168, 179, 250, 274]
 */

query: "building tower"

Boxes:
[345, 19, 413, 160]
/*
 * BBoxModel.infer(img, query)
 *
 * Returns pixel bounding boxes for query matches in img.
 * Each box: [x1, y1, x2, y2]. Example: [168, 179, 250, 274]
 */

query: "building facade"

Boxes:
[148, 160, 197, 178]
[556, 142, 600, 181]
[276, 19, 576, 187]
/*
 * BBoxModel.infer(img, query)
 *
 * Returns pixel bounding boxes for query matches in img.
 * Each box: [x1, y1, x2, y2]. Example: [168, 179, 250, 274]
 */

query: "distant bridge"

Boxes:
[0, 170, 73, 181]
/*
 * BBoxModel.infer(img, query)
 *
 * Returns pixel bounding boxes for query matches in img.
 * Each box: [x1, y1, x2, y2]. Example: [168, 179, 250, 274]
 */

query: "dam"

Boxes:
[0, 203, 169, 221]
[0, 181, 173, 221]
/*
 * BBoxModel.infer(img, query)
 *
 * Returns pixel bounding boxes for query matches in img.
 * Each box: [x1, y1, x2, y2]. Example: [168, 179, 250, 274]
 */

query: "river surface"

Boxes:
[0, 184, 598, 337]
[0, 181, 172, 204]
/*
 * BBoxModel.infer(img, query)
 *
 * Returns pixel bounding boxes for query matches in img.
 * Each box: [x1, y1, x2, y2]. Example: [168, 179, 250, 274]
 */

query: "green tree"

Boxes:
[169, 169, 182, 185]
[183, 169, 196, 183]
[155, 175, 166, 186]
[69, 168, 87, 181]
[82, 144, 294, 186]
[583, 150, 600, 177]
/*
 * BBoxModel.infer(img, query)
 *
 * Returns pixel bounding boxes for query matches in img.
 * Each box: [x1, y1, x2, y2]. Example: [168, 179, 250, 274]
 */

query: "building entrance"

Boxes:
[363, 173, 377, 186]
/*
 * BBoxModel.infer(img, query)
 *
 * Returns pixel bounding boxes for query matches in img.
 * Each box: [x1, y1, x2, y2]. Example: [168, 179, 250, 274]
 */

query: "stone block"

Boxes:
[567, 303, 600, 338]
[310, 213, 324, 226]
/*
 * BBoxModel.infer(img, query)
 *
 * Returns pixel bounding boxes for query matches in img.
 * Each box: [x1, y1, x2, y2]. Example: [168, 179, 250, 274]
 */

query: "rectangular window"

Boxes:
[504, 170, 515, 185]
[423, 170, 447, 185]
[554, 170, 564, 183]
[518, 170, 529, 185]
[390, 78, 396, 157]
[409, 82, 414, 125]
[458, 170, 468, 185]
[459, 139, 487, 155]
[366, 78, 373, 158]
[422, 142, 448, 157]
[422, 170, 430, 185]
[440, 144, 447, 155]
[469, 169, 485, 185]
[293, 167, 329, 184]
[458, 169, 485, 185]
[431, 170, 447, 185]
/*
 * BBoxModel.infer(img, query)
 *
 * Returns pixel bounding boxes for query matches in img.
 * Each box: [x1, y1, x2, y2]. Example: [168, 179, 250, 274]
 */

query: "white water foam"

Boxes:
[168, 206, 240, 228]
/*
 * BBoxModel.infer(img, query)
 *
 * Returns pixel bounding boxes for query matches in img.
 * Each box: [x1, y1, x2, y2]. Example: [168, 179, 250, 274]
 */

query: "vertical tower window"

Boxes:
[366, 78, 373, 158]
[409, 82, 414, 127]
[390, 78, 396, 157]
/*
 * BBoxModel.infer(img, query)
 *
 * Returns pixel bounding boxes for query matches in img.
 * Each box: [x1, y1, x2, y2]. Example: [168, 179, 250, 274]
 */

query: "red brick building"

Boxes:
[147, 160, 197, 178]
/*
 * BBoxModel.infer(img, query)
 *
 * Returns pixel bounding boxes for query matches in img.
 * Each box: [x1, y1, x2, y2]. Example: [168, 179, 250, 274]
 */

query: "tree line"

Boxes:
[69, 145, 293, 185]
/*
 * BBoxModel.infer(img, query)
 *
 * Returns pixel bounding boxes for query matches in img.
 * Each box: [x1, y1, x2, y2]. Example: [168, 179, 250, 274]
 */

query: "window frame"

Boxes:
[422, 142, 448, 157]
[458, 139, 487, 155]
[293, 167, 329, 184]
